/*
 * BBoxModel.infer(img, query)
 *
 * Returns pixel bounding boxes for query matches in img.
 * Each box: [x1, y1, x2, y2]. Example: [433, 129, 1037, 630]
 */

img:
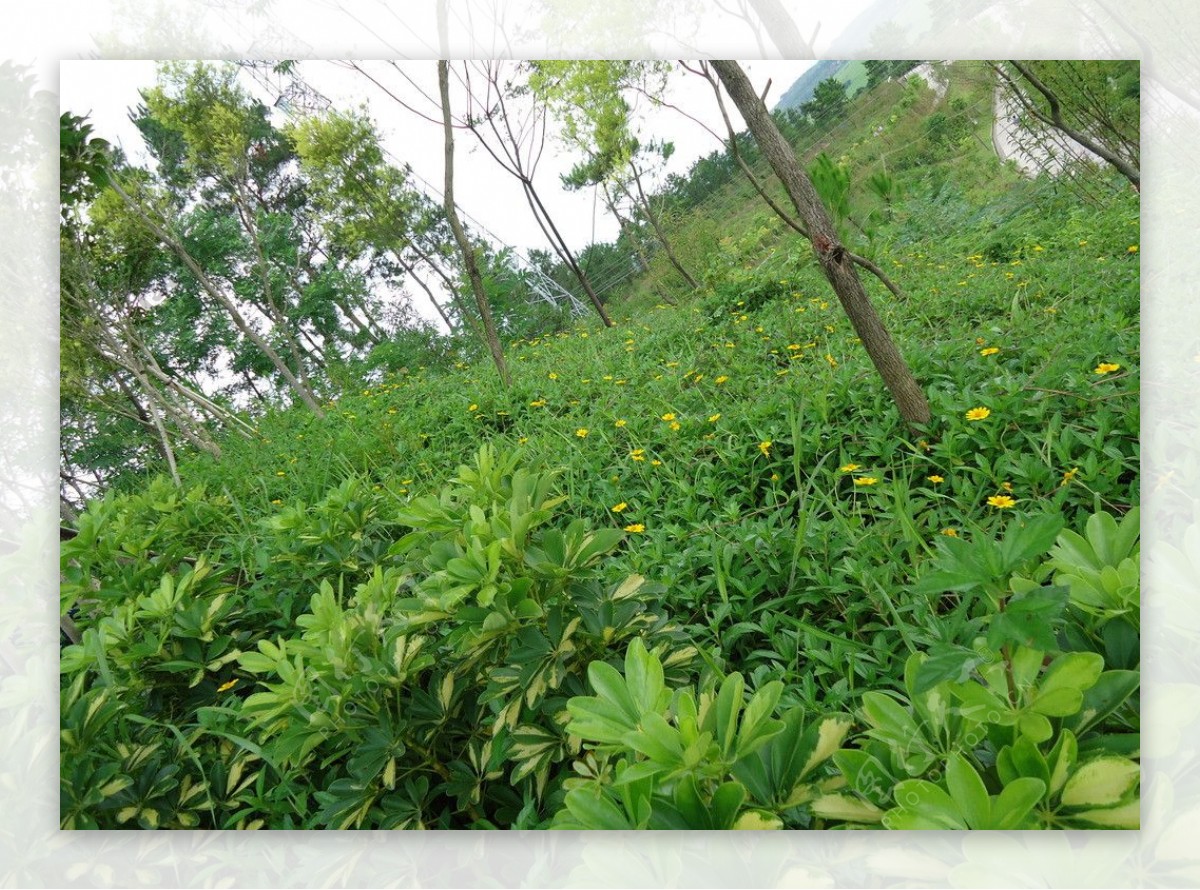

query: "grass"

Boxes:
[62, 61, 1140, 829]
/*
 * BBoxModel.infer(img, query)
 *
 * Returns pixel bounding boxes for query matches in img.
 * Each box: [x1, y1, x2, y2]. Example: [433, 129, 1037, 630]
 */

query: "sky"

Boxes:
[59, 59, 816, 257]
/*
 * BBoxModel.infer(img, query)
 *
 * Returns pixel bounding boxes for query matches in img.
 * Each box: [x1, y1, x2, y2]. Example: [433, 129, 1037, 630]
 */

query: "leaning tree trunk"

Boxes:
[710, 60, 931, 426]
[438, 61, 512, 388]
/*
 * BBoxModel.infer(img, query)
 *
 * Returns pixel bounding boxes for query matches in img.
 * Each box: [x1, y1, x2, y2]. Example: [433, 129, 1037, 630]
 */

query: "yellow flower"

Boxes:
[941, 528, 959, 537]
[548, 372, 559, 380]
[965, 407, 991, 421]
[575, 428, 589, 438]
[708, 413, 722, 423]
[530, 399, 546, 407]
[853, 476, 879, 486]
[1127, 245, 1138, 253]
[669, 421, 681, 432]
[468, 404, 478, 412]
[771, 473, 780, 481]
[615, 419, 627, 428]
[624, 523, 645, 533]
[276, 471, 286, 477]
[650, 460, 662, 467]
[715, 375, 729, 384]
[787, 344, 802, 351]
[217, 679, 239, 693]
[1094, 362, 1121, 375]
[988, 495, 1016, 508]
[612, 502, 628, 513]
[759, 440, 772, 456]
[927, 474, 944, 483]
[661, 413, 676, 421]
[1001, 481, 1013, 492]
[518, 436, 528, 445]
[840, 463, 860, 473]
[1060, 467, 1079, 487]
[980, 347, 1000, 356]
[630, 449, 646, 461]
[824, 354, 837, 367]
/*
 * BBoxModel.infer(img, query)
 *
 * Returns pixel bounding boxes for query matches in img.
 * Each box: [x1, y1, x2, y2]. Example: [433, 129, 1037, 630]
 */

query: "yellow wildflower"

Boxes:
[988, 495, 1016, 509]
[853, 476, 879, 486]
[217, 679, 239, 693]
[1094, 362, 1121, 375]
[840, 463, 860, 473]
[980, 347, 1000, 356]
[624, 523, 645, 533]
[709, 414, 722, 423]
[715, 375, 729, 384]
[965, 407, 991, 421]
[612, 502, 628, 513]
[1060, 467, 1079, 487]
[941, 528, 959, 537]
[661, 413, 676, 422]
[468, 404, 478, 412]
[759, 441, 772, 456]
[927, 474, 944, 483]
[575, 428, 589, 438]
[615, 419, 627, 428]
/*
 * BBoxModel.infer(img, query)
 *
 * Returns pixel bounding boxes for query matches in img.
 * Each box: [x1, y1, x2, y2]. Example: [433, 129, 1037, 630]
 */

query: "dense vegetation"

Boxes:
[60, 60, 1140, 830]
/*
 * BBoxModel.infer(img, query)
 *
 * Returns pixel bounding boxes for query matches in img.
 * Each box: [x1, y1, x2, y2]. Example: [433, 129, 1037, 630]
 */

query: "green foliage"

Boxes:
[801, 77, 850, 124]
[62, 61, 1139, 831]
[550, 639, 852, 829]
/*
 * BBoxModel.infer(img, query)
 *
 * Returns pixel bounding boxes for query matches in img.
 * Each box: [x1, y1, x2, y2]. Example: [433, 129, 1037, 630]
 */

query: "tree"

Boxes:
[801, 77, 849, 125]
[438, 61, 511, 387]
[458, 61, 614, 326]
[527, 61, 701, 291]
[864, 61, 920, 91]
[710, 60, 931, 426]
[991, 60, 1140, 190]
[286, 106, 465, 336]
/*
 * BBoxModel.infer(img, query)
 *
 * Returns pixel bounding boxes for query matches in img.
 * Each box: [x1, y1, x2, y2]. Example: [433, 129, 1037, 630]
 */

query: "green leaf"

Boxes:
[991, 777, 1046, 829]
[883, 780, 966, 829]
[561, 788, 635, 829]
[623, 712, 683, 765]
[713, 671, 745, 758]
[945, 754, 991, 828]
[622, 638, 666, 717]
[1060, 757, 1140, 808]
[733, 809, 784, 829]
[912, 645, 982, 695]
[810, 792, 885, 823]
[1039, 652, 1104, 698]
[1067, 799, 1140, 828]
[1065, 670, 1140, 736]
[987, 585, 1068, 651]
[586, 659, 640, 722]
[999, 513, 1065, 570]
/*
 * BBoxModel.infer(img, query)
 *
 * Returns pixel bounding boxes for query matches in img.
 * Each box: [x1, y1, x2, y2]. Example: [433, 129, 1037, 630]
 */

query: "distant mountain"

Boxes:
[774, 61, 860, 111]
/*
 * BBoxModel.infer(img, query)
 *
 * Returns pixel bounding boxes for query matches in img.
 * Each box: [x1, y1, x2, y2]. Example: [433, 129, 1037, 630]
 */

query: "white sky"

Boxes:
[59, 59, 816, 257]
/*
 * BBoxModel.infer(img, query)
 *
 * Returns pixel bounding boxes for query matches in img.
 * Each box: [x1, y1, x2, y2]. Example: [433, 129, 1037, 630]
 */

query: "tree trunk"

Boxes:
[1000, 61, 1140, 191]
[438, 61, 512, 388]
[107, 175, 327, 418]
[624, 164, 700, 291]
[710, 60, 931, 427]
